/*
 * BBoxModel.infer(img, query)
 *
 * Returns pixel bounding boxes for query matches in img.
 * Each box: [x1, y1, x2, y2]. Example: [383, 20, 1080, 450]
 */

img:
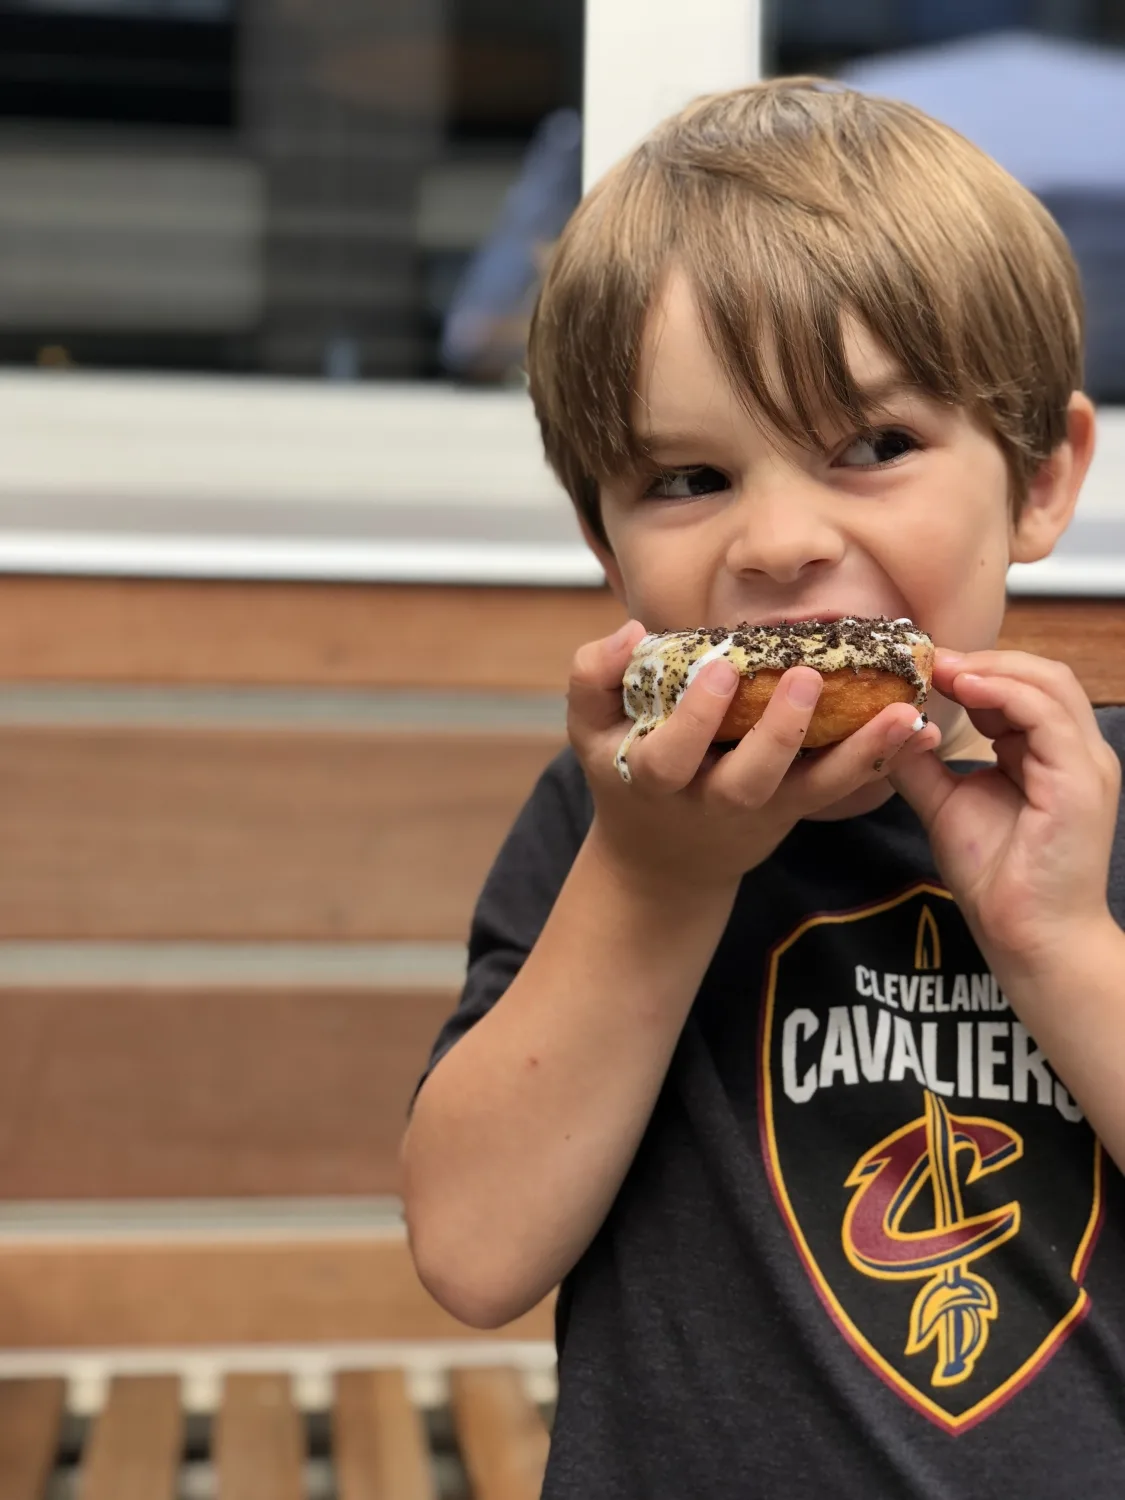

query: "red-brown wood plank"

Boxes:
[0, 1380, 65, 1500]
[0, 986, 451, 1200]
[0, 578, 621, 692]
[79, 1376, 181, 1500]
[216, 1374, 304, 1500]
[334, 1369, 436, 1500]
[1, 580, 1116, 701]
[0, 727, 559, 940]
[451, 1369, 549, 1500]
[0, 1238, 554, 1350]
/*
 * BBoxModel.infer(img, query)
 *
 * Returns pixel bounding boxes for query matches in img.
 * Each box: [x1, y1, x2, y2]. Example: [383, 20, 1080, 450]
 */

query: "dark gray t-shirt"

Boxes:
[420, 708, 1125, 1498]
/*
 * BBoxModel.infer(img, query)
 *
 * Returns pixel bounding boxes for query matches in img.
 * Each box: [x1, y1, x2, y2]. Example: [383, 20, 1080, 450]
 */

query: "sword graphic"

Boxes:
[906, 1092, 999, 1386]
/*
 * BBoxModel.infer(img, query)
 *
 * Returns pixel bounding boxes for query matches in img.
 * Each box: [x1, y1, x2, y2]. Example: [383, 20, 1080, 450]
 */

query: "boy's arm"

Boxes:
[403, 829, 735, 1329]
[891, 650, 1125, 1169]
[996, 916, 1125, 1171]
[403, 622, 938, 1329]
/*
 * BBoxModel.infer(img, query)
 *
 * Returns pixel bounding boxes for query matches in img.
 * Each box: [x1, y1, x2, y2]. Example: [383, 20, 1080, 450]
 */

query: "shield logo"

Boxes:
[758, 883, 1103, 1432]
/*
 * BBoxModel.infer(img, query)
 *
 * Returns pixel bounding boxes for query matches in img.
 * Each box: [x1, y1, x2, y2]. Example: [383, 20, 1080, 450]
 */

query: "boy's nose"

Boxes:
[723, 482, 845, 585]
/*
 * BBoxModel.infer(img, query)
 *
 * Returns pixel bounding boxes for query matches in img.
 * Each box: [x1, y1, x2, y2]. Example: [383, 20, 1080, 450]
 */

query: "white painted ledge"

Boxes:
[0, 372, 1122, 594]
[0, 533, 604, 586]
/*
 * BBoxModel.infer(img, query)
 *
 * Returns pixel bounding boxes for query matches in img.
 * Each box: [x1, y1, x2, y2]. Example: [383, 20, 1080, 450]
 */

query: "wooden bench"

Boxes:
[0, 577, 1119, 1496]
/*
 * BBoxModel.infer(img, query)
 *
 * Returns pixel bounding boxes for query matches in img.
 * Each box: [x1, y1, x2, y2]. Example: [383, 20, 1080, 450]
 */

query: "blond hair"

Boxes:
[526, 78, 1083, 543]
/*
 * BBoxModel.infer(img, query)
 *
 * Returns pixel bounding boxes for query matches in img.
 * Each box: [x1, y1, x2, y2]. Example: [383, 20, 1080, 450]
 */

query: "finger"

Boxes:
[934, 649, 1098, 741]
[887, 747, 961, 830]
[786, 701, 939, 811]
[567, 620, 649, 735]
[628, 657, 741, 795]
[706, 666, 824, 807]
[948, 673, 1087, 773]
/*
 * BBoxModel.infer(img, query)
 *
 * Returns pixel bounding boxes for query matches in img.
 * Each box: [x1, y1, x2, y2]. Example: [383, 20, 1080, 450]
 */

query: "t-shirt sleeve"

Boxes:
[412, 745, 593, 1101]
[1096, 706, 1125, 927]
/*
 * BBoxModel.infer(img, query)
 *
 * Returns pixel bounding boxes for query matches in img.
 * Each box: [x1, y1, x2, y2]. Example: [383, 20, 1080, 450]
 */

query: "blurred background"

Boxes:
[2, 0, 1124, 593]
[0, 7, 1123, 1494]
[2, 0, 1124, 391]
[0, 0, 584, 383]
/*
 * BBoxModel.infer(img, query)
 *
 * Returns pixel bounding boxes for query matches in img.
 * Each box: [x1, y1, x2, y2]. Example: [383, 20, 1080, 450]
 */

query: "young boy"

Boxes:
[403, 79, 1125, 1497]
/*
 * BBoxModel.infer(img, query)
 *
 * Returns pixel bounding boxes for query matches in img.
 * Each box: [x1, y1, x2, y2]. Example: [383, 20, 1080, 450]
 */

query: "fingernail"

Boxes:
[787, 671, 822, 708]
[936, 649, 964, 666]
[610, 620, 638, 650]
[885, 713, 928, 751]
[701, 659, 739, 695]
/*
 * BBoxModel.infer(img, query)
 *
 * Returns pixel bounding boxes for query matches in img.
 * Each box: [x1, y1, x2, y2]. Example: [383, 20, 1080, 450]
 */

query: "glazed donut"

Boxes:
[615, 617, 934, 782]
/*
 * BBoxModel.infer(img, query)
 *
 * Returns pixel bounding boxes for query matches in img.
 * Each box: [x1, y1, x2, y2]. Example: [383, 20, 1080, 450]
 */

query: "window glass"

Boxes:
[766, 1, 1125, 400]
[0, 0, 582, 381]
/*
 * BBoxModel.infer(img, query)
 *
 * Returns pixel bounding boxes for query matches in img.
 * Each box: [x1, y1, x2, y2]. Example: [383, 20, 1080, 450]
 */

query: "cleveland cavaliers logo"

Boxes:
[843, 1091, 1022, 1387]
[759, 883, 1103, 1433]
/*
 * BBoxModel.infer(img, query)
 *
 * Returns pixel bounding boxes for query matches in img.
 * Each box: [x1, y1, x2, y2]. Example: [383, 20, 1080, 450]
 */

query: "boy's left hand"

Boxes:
[889, 649, 1121, 975]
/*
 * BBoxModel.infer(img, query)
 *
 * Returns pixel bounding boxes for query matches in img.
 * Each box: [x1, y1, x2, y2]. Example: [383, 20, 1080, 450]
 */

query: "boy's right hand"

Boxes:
[569, 619, 942, 901]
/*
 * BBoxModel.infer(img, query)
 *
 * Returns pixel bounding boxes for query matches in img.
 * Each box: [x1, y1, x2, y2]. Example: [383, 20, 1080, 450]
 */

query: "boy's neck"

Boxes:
[937, 711, 997, 765]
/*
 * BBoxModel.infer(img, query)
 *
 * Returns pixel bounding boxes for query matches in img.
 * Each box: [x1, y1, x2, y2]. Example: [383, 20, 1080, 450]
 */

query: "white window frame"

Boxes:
[0, 0, 1120, 595]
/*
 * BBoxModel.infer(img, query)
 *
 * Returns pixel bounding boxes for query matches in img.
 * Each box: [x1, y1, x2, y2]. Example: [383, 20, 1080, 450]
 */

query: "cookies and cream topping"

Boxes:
[614, 616, 932, 782]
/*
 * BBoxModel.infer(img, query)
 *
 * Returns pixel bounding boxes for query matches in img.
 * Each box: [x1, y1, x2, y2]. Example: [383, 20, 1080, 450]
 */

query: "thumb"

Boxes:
[888, 748, 959, 831]
[567, 619, 648, 734]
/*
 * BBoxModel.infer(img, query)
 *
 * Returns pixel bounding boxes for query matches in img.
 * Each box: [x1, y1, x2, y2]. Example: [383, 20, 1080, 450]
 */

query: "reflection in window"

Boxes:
[0, 0, 581, 381]
[451, 2, 1125, 400]
[442, 3, 1125, 400]
[769, 2, 1125, 401]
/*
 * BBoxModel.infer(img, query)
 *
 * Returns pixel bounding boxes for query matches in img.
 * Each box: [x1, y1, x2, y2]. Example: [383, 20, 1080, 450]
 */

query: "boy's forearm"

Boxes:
[402, 823, 737, 1328]
[996, 915, 1125, 1173]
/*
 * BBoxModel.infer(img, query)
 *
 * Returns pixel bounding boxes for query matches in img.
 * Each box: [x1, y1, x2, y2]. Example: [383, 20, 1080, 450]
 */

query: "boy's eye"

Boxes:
[835, 428, 919, 468]
[642, 465, 729, 499]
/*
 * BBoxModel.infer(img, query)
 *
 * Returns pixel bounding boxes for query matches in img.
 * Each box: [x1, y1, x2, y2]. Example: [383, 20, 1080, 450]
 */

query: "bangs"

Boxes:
[678, 185, 960, 460]
[526, 80, 1082, 542]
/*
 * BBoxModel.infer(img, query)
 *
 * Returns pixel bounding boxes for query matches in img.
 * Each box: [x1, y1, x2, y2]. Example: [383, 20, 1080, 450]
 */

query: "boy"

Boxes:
[403, 79, 1125, 1497]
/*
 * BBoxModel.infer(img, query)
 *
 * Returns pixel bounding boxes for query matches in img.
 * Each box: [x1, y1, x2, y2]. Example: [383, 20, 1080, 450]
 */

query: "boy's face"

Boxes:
[592, 268, 1088, 758]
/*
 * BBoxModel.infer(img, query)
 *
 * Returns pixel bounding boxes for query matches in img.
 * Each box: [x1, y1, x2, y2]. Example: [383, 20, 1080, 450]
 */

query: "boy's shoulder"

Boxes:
[485, 744, 591, 891]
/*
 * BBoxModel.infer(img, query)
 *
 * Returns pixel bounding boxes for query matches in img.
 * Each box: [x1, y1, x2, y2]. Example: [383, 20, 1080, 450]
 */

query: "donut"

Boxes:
[615, 617, 934, 782]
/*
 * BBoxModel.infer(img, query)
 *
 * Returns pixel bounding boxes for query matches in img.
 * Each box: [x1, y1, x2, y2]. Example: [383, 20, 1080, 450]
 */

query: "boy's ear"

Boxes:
[577, 513, 629, 605]
[1009, 392, 1096, 564]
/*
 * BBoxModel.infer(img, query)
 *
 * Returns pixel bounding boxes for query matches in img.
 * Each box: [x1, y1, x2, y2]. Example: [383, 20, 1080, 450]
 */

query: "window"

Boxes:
[766, 1, 1125, 403]
[0, 0, 759, 586]
[0, 0, 582, 381]
[1, 0, 1119, 591]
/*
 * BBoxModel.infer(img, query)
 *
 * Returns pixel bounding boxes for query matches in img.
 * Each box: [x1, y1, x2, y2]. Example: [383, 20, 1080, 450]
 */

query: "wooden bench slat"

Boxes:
[997, 599, 1125, 701]
[0, 580, 1122, 702]
[0, 1237, 554, 1350]
[0, 579, 622, 692]
[333, 1369, 436, 1500]
[451, 1369, 549, 1500]
[0, 727, 558, 941]
[79, 1375, 181, 1500]
[216, 1374, 304, 1500]
[0, 986, 450, 1200]
[0, 1379, 65, 1500]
